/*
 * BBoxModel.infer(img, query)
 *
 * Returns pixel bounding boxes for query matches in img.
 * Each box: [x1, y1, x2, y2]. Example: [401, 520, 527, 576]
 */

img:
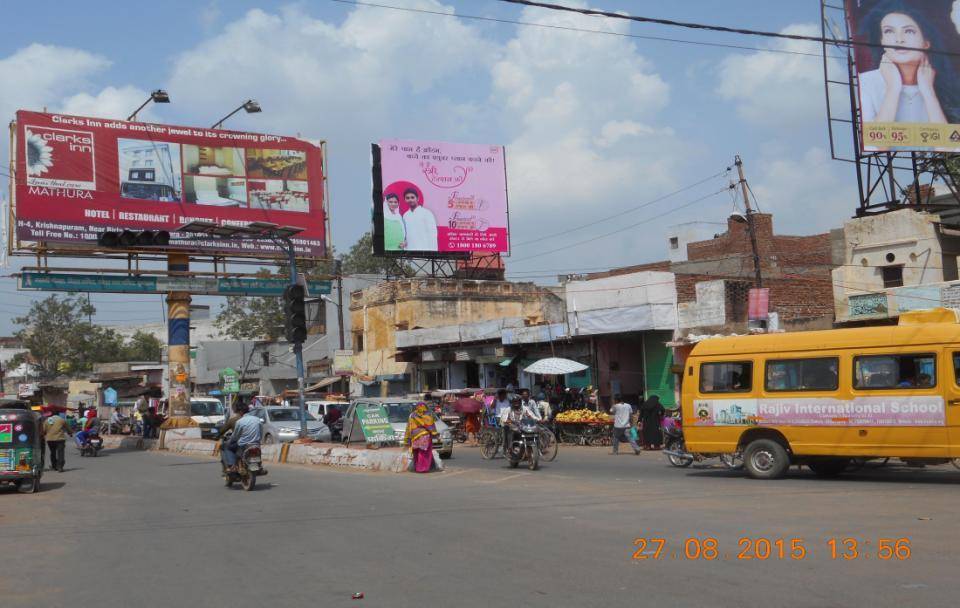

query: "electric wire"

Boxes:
[324, 0, 839, 59]
[497, 0, 960, 58]
[513, 168, 731, 247]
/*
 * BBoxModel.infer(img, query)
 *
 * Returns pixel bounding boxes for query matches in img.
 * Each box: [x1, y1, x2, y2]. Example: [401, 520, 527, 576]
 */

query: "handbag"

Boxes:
[627, 427, 639, 442]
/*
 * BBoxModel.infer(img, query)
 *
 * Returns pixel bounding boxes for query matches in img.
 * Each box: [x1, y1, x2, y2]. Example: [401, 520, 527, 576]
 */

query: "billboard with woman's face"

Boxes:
[846, 0, 960, 150]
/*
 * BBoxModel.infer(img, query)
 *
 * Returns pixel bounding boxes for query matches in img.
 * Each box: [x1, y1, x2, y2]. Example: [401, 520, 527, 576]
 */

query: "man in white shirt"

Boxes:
[611, 395, 640, 455]
[499, 397, 542, 456]
[401, 189, 438, 251]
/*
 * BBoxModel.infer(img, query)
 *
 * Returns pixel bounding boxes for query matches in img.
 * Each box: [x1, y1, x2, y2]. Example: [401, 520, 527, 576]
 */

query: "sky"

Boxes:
[0, 0, 858, 334]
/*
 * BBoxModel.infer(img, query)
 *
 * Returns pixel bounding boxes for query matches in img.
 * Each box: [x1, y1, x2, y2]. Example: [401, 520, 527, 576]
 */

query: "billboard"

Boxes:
[371, 139, 509, 255]
[846, 0, 960, 151]
[13, 110, 327, 256]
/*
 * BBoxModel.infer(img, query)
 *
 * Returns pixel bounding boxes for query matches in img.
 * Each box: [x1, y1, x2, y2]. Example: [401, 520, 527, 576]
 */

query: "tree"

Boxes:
[341, 231, 398, 275]
[121, 330, 163, 361]
[14, 294, 122, 377]
[13, 295, 165, 377]
[215, 280, 286, 340]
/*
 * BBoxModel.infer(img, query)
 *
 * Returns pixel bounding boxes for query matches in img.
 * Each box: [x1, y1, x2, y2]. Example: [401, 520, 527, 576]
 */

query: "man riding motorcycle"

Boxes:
[221, 404, 261, 473]
[499, 396, 541, 456]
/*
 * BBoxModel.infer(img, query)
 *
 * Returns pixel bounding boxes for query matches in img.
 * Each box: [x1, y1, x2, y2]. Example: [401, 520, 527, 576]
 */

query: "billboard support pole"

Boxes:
[163, 252, 194, 429]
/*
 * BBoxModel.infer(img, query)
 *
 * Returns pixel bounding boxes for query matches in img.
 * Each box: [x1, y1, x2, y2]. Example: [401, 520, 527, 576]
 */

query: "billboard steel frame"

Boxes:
[821, 0, 960, 216]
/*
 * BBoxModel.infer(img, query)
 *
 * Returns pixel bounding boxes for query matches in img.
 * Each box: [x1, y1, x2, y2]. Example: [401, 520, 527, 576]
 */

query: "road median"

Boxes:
[100, 434, 442, 473]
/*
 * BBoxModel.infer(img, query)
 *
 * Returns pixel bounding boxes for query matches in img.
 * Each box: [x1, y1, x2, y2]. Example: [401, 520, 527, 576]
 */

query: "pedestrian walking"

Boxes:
[640, 395, 666, 450]
[610, 395, 640, 455]
[404, 402, 440, 473]
[43, 410, 73, 472]
[135, 395, 150, 436]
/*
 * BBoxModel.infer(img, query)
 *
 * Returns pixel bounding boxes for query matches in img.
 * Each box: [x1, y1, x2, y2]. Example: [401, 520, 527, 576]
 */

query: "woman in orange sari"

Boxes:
[404, 402, 440, 473]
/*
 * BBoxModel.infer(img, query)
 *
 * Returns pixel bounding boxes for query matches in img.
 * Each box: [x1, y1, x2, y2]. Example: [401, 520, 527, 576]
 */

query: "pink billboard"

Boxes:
[373, 139, 509, 255]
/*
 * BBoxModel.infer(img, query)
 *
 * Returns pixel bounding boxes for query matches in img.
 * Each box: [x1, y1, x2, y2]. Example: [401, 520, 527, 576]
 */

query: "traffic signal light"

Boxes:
[283, 284, 307, 343]
[97, 230, 170, 248]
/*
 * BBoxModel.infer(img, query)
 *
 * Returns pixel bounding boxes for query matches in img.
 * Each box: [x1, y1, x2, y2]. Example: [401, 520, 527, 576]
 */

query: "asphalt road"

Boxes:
[3, 443, 959, 608]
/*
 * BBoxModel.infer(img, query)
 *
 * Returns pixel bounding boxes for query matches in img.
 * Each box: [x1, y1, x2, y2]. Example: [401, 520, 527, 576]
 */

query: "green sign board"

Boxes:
[19, 272, 331, 296]
[355, 404, 395, 443]
[220, 368, 240, 394]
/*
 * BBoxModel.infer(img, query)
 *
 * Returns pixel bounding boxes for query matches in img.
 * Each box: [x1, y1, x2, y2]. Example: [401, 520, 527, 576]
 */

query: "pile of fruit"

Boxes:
[555, 409, 612, 424]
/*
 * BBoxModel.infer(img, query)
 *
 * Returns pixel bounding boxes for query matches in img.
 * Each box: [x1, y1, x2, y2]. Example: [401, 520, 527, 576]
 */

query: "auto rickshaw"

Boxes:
[0, 402, 44, 493]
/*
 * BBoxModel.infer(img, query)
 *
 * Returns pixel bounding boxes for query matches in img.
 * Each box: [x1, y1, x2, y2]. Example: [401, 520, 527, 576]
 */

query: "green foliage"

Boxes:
[122, 330, 163, 361]
[341, 231, 397, 275]
[13, 294, 161, 378]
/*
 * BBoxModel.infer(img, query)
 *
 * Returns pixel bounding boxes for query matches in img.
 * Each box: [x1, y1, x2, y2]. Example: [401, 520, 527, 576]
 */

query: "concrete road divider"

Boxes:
[100, 435, 442, 473]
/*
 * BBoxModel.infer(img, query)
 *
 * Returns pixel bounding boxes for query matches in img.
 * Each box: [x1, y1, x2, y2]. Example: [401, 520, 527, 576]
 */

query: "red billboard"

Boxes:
[13, 110, 327, 256]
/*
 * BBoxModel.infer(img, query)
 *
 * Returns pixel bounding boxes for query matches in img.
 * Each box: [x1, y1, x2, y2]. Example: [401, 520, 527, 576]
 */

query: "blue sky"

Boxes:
[0, 0, 853, 332]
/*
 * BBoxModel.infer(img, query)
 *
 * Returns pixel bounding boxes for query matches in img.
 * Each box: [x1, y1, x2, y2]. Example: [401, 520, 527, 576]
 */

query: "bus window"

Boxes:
[853, 354, 936, 389]
[954, 353, 960, 386]
[765, 358, 838, 392]
[700, 362, 752, 393]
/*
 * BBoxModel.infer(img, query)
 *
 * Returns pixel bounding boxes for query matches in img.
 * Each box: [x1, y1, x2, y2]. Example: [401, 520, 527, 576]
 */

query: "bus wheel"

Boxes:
[743, 439, 789, 480]
[808, 459, 849, 478]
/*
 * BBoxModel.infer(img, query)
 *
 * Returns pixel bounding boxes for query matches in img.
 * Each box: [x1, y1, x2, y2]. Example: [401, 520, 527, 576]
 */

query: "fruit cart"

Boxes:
[553, 409, 613, 446]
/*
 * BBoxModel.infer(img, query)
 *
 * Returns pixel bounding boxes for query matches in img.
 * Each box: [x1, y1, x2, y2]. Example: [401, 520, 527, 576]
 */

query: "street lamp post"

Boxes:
[127, 89, 170, 122]
[211, 100, 262, 129]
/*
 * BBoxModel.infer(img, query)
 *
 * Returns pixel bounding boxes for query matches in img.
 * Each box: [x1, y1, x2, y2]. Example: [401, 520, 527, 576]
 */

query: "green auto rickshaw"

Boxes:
[0, 403, 44, 493]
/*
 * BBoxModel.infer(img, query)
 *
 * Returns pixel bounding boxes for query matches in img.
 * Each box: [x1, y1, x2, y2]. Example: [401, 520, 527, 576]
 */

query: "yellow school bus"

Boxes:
[681, 308, 960, 479]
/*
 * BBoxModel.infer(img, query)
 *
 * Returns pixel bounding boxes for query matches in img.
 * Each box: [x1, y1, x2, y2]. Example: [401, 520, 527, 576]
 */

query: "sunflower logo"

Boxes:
[25, 129, 53, 176]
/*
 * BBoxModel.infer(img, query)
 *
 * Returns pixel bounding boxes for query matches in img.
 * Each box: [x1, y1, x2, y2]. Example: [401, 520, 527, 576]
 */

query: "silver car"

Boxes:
[342, 399, 453, 458]
[250, 406, 332, 444]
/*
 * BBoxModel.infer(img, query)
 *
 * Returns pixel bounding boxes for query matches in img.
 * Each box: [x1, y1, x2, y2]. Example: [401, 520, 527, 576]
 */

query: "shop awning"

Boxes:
[499, 356, 515, 367]
[305, 376, 341, 392]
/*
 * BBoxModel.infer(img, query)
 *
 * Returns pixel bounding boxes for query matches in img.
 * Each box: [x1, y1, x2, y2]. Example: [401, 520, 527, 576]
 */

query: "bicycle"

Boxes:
[539, 426, 559, 462]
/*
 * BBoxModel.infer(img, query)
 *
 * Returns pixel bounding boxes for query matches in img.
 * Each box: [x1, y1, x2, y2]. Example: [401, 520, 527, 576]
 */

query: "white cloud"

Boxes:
[750, 146, 856, 234]
[167, 3, 491, 137]
[492, 0, 683, 223]
[60, 85, 157, 121]
[0, 43, 110, 121]
[715, 24, 825, 129]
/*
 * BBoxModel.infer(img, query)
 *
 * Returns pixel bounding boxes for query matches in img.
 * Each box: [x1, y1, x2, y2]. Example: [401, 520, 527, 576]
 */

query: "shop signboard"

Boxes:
[220, 368, 240, 394]
[103, 387, 118, 406]
[372, 139, 509, 255]
[845, 0, 960, 151]
[333, 349, 354, 376]
[13, 110, 327, 256]
[354, 403, 394, 443]
[19, 272, 330, 296]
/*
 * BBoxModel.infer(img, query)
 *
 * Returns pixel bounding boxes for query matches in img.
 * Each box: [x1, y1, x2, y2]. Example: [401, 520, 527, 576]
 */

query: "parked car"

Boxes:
[251, 406, 331, 444]
[191, 397, 226, 439]
[341, 398, 453, 459]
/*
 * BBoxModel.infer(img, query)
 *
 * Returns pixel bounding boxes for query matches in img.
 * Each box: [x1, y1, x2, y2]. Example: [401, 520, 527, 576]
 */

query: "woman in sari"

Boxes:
[404, 402, 440, 473]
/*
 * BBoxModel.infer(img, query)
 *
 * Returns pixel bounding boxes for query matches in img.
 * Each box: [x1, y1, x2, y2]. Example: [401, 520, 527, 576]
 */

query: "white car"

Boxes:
[191, 397, 226, 439]
[251, 406, 332, 444]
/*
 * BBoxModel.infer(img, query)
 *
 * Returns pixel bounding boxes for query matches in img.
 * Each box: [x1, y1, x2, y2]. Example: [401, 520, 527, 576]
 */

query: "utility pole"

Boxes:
[735, 155, 763, 288]
[281, 239, 308, 440]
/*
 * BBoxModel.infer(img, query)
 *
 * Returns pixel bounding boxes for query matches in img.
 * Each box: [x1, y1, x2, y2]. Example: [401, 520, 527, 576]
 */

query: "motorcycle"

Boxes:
[78, 431, 103, 457]
[220, 432, 267, 491]
[661, 417, 742, 470]
[505, 417, 541, 471]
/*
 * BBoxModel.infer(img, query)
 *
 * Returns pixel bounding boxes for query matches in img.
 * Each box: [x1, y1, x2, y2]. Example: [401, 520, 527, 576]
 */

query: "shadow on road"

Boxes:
[683, 466, 960, 485]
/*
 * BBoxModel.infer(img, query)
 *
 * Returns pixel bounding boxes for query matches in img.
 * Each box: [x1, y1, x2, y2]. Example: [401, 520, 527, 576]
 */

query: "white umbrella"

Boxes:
[524, 357, 589, 375]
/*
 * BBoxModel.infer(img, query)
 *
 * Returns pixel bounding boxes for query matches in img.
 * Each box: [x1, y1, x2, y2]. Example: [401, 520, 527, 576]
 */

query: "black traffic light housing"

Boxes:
[283, 284, 308, 343]
[97, 230, 171, 248]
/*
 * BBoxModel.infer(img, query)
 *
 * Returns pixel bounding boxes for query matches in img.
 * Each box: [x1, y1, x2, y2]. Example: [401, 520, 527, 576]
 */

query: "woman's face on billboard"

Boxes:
[880, 12, 930, 64]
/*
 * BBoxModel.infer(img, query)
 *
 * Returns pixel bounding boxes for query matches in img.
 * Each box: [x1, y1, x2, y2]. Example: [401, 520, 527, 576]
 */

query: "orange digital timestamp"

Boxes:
[631, 537, 912, 561]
